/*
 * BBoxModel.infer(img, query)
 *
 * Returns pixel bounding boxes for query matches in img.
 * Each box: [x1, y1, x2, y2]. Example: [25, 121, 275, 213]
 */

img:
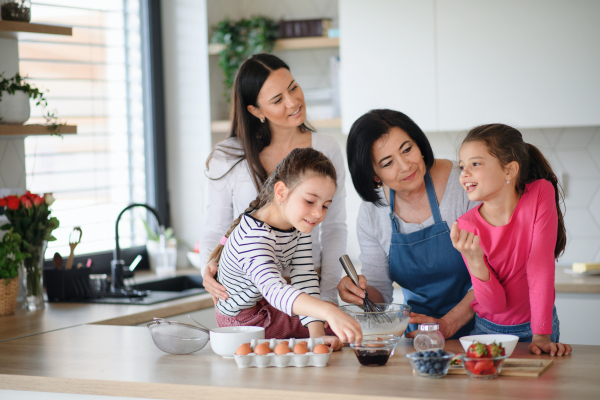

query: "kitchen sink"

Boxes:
[47, 275, 207, 305]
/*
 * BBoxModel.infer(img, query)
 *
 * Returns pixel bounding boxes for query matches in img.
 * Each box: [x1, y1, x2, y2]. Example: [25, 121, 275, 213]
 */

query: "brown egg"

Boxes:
[254, 343, 272, 355]
[297, 341, 308, 347]
[293, 343, 308, 354]
[280, 340, 289, 346]
[313, 344, 330, 354]
[236, 343, 252, 356]
[274, 343, 292, 355]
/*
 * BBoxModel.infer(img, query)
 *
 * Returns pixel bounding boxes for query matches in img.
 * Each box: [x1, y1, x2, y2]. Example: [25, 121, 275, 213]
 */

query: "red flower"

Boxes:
[7, 196, 20, 210]
[0, 197, 6, 207]
[21, 196, 32, 209]
[32, 195, 43, 206]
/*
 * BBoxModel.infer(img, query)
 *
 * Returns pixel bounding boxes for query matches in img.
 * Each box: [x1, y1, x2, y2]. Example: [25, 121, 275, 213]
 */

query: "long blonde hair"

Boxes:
[207, 147, 337, 267]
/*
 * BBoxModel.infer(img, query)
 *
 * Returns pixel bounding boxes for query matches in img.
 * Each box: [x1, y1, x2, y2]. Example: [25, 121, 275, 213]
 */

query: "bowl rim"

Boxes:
[339, 303, 412, 315]
[406, 351, 456, 360]
[210, 326, 265, 334]
[458, 354, 509, 361]
[350, 341, 396, 350]
[459, 334, 519, 342]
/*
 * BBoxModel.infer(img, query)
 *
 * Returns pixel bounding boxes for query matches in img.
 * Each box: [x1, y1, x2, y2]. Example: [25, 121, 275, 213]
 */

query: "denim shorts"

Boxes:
[471, 306, 560, 343]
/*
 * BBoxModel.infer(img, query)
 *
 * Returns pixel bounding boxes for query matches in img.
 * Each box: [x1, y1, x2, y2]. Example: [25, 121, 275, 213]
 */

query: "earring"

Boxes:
[260, 117, 265, 123]
[374, 180, 382, 189]
[507, 180, 510, 184]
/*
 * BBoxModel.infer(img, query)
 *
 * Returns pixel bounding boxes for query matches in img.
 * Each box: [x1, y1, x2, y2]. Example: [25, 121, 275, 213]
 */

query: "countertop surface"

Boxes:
[0, 269, 213, 342]
[0, 324, 596, 400]
[554, 266, 600, 294]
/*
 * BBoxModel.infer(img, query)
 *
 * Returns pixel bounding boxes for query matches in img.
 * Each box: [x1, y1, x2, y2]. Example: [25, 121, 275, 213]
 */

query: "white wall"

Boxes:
[161, 0, 212, 265]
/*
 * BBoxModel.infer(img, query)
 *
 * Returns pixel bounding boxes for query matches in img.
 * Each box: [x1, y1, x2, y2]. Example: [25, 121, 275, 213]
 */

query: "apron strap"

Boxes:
[424, 170, 442, 224]
[389, 188, 400, 233]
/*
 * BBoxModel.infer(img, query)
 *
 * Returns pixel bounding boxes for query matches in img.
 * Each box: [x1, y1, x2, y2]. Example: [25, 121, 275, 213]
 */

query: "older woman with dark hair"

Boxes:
[338, 109, 478, 339]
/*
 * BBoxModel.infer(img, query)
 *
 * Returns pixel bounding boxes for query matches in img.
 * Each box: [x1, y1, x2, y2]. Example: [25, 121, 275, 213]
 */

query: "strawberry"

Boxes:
[466, 342, 489, 358]
[472, 359, 494, 375]
[487, 341, 506, 357]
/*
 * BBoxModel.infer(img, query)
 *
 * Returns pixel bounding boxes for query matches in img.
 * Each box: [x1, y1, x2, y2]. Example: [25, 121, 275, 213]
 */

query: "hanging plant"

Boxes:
[211, 16, 279, 102]
[0, 73, 67, 136]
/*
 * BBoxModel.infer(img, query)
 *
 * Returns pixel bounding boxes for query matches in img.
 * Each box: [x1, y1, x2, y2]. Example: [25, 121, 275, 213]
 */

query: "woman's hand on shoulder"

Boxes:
[337, 275, 367, 305]
[203, 260, 228, 305]
[529, 334, 572, 356]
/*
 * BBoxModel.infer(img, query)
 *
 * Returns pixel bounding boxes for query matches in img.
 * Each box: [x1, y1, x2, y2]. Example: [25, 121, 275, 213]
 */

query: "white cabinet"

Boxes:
[340, 0, 437, 133]
[340, 0, 600, 133]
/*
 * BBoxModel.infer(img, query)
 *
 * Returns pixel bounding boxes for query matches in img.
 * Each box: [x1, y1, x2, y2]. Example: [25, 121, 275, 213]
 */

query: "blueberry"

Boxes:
[414, 353, 422, 358]
[415, 360, 422, 367]
[436, 349, 445, 356]
[434, 362, 442, 369]
[429, 368, 436, 374]
[420, 365, 428, 373]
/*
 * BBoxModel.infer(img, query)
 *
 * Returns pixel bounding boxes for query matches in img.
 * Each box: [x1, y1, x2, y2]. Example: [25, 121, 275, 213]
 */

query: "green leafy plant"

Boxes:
[211, 16, 279, 102]
[0, 228, 30, 284]
[0, 72, 67, 136]
[141, 217, 176, 243]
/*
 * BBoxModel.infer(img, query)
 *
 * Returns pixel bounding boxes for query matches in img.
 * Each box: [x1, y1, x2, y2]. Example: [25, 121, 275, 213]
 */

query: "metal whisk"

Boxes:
[339, 255, 392, 323]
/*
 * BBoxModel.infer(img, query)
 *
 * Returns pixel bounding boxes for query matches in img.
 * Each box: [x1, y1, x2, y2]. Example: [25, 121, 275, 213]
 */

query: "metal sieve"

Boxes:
[147, 317, 210, 354]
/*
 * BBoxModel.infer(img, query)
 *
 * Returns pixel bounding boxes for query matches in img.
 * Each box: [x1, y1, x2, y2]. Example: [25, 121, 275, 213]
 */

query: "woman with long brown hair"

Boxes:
[200, 54, 346, 305]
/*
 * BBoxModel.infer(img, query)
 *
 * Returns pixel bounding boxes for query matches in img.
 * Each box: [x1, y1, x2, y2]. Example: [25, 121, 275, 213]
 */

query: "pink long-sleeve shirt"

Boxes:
[457, 179, 557, 335]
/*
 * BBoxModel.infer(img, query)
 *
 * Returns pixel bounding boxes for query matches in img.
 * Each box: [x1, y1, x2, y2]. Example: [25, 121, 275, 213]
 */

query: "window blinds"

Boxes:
[22, 0, 147, 257]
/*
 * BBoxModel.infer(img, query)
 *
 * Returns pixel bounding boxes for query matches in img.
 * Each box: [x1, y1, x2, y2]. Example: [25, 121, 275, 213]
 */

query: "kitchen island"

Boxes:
[0, 324, 597, 400]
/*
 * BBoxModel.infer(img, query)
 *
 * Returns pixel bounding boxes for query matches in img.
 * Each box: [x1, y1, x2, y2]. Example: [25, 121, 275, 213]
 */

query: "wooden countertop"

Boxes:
[0, 269, 213, 342]
[554, 266, 600, 294]
[0, 324, 595, 400]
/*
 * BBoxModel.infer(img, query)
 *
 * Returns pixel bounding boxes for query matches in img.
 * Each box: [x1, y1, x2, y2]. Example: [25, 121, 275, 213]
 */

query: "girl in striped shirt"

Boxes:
[207, 148, 362, 348]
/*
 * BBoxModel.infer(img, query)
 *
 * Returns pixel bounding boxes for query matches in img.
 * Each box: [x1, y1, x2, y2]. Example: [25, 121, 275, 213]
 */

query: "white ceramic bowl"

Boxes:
[187, 251, 202, 270]
[209, 326, 265, 358]
[459, 334, 519, 357]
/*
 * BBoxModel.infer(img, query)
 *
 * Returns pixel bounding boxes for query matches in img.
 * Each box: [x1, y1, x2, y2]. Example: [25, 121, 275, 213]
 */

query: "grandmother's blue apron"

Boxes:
[389, 170, 474, 339]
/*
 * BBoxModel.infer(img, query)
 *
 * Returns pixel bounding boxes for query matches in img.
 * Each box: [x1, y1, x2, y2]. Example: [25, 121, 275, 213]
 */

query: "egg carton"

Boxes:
[233, 338, 332, 368]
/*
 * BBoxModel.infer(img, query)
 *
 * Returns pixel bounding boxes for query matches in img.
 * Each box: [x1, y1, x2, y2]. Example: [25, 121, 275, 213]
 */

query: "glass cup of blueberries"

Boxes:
[406, 349, 455, 378]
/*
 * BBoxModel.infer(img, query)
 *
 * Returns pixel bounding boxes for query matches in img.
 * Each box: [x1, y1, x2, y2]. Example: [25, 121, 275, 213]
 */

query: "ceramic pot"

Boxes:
[0, 90, 30, 124]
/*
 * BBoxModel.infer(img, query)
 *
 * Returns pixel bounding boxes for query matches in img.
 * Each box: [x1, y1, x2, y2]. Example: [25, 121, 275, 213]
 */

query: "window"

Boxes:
[22, 0, 148, 257]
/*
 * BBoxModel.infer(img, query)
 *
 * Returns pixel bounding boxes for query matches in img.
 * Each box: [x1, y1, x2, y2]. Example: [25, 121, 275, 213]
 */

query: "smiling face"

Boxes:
[278, 174, 336, 234]
[247, 68, 306, 129]
[371, 126, 427, 193]
[458, 141, 518, 202]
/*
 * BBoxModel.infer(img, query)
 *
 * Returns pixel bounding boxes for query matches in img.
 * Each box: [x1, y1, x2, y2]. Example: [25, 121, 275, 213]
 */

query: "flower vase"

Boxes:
[22, 241, 47, 311]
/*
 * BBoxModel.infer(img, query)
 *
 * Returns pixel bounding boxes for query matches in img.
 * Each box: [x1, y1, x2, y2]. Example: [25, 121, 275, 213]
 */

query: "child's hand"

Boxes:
[324, 304, 363, 345]
[450, 222, 484, 260]
[318, 335, 343, 351]
[529, 334, 572, 356]
[203, 260, 228, 304]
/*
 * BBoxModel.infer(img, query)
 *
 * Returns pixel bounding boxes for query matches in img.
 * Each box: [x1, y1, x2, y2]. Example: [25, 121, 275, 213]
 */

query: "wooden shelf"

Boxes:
[208, 37, 339, 55]
[211, 118, 340, 133]
[0, 124, 77, 136]
[0, 20, 72, 36]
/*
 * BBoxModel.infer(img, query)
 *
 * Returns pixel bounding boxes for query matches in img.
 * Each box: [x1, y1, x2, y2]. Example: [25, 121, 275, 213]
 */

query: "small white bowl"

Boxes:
[187, 251, 202, 270]
[459, 334, 519, 357]
[209, 326, 265, 358]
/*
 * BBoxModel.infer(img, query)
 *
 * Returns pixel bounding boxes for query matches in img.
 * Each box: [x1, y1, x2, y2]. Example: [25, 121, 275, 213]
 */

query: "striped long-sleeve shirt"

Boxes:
[216, 213, 321, 326]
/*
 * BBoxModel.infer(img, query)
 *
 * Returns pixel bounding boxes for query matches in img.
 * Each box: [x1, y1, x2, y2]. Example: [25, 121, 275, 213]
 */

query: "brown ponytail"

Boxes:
[206, 147, 337, 267]
[464, 124, 567, 258]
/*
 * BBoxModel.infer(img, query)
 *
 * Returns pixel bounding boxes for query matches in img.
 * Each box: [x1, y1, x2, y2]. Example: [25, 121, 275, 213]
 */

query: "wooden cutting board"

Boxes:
[447, 358, 553, 377]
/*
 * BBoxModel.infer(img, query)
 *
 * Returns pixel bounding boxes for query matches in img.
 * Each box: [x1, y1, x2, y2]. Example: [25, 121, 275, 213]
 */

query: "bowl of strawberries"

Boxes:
[460, 341, 508, 379]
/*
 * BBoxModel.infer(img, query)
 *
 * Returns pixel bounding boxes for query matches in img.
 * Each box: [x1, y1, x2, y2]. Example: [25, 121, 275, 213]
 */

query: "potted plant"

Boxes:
[142, 218, 178, 275]
[0, 228, 29, 316]
[0, 0, 31, 22]
[0, 72, 66, 135]
[211, 16, 279, 102]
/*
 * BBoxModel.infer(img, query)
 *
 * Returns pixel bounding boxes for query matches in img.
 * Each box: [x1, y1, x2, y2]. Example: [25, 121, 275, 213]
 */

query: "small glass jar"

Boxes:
[413, 323, 445, 352]
[1, 0, 31, 22]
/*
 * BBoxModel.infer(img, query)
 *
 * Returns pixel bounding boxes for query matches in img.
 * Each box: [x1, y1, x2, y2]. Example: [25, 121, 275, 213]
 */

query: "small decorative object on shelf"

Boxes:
[0, 192, 60, 311]
[278, 19, 332, 39]
[0, 0, 31, 22]
[210, 16, 279, 101]
[0, 228, 29, 316]
[0, 73, 67, 135]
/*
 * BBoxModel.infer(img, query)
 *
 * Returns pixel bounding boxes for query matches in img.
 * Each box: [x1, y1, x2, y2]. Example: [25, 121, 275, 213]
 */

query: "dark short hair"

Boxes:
[346, 109, 434, 206]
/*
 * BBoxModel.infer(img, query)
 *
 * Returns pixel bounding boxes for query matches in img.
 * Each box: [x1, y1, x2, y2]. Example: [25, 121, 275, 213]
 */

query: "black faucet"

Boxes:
[112, 203, 164, 291]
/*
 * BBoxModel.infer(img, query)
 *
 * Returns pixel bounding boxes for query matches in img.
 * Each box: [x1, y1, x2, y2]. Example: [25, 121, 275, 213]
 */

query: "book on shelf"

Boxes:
[278, 19, 332, 39]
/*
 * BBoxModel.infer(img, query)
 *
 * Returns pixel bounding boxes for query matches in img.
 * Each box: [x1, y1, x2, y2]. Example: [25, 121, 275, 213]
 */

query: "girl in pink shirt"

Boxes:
[451, 124, 572, 357]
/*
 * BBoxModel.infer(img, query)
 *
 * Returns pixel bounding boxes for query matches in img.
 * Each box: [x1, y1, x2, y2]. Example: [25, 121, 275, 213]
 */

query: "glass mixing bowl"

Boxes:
[340, 303, 411, 336]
